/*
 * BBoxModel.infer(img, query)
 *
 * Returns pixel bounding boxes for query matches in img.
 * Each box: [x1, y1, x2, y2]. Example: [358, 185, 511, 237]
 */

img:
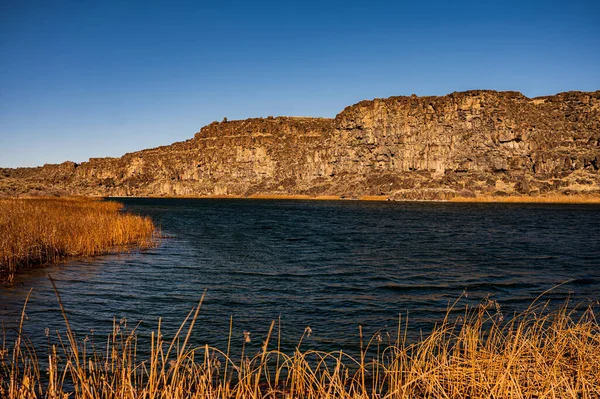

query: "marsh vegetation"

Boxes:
[0, 197, 157, 283]
[1, 291, 598, 399]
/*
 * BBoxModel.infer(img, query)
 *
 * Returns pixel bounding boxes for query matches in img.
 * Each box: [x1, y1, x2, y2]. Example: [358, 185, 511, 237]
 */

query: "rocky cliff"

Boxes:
[2, 90, 599, 200]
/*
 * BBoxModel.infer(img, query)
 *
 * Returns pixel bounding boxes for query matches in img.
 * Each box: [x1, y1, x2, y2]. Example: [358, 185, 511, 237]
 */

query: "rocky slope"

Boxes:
[2, 90, 599, 200]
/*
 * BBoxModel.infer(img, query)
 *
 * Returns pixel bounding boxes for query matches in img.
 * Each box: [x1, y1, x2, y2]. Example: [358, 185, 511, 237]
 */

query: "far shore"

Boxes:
[105, 193, 600, 204]
[107, 194, 384, 201]
[449, 193, 600, 204]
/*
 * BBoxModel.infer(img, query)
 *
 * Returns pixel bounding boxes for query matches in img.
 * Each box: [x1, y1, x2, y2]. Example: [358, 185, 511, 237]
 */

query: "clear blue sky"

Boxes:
[1, 0, 599, 168]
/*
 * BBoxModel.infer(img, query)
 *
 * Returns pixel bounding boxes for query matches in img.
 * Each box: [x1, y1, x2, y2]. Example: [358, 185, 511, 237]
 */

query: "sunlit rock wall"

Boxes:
[2, 90, 599, 199]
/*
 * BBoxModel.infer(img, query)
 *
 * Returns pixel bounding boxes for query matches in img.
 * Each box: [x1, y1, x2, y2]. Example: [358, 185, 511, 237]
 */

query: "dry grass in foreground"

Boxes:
[1, 290, 598, 399]
[0, 197, 158, 283]
[450, 193, 600, 204]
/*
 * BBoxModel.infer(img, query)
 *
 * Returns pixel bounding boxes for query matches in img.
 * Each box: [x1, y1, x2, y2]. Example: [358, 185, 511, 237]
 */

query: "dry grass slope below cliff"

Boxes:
[450, 193, 600, 203]
[0, 197, 157, 283]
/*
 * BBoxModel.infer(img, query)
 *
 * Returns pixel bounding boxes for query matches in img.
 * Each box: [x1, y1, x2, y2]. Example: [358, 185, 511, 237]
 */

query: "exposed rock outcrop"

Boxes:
[2, 90, 599, 199]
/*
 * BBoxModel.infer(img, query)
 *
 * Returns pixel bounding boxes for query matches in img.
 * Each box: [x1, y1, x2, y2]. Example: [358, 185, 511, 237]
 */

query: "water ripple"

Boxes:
[1, 199, 599, 355]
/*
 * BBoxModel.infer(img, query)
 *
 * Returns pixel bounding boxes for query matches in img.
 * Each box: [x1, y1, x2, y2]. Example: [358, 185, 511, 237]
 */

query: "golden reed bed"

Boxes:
[0, 197, 157, 283]
[1, 288, 598, 399]
[450, 194, 600, 204]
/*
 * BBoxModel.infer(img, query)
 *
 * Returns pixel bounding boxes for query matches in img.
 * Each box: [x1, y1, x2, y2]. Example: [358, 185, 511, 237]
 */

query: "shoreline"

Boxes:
[449, 194, 600, 204]
[105, 193, 600, 204]
[107, 194, 391, 201]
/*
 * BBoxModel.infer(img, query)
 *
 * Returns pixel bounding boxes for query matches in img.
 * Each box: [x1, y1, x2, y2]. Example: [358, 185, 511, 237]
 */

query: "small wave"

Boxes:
[465, 281, 538, 291]
[380, 284, 452, 293]
[571, 277, 598, 285]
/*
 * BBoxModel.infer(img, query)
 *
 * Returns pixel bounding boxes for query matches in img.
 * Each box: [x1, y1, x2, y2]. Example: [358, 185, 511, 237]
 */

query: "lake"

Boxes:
[1, 199, 599, 356]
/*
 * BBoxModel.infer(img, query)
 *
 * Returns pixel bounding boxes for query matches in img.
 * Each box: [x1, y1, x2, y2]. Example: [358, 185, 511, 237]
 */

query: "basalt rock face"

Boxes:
[2, 90, 599, 199]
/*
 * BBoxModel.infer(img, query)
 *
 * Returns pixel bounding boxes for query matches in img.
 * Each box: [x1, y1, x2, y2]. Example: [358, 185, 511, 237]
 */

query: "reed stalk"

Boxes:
[1, 292, 598, 398]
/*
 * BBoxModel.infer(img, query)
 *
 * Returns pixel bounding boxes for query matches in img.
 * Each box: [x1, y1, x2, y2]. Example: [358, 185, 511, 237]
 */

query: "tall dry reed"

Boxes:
[0, 197, 157, 282]
[1, 290, 598, 399]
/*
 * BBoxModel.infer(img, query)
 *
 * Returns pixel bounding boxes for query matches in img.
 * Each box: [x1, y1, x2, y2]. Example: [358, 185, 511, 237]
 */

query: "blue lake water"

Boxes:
[1, 199, 599, 356]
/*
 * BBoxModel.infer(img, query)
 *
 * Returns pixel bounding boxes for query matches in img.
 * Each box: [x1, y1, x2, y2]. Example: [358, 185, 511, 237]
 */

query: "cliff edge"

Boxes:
[2, 90, 599, 200]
